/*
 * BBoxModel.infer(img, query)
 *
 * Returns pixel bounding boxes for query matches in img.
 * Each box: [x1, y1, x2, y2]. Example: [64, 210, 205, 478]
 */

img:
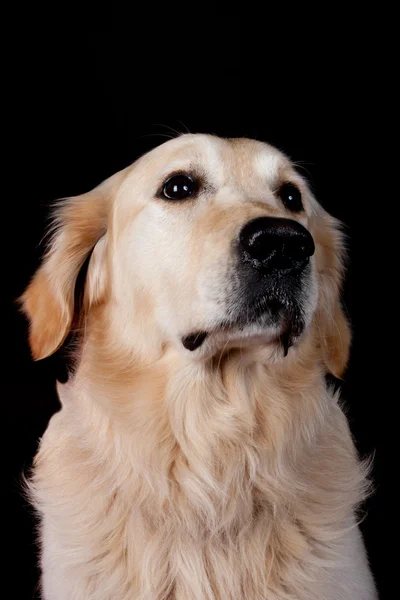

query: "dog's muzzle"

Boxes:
[182, 218, 315, 352]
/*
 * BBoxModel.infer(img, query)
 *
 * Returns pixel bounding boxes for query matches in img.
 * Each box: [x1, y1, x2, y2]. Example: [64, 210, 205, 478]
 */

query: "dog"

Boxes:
[21, 134, 377, 599]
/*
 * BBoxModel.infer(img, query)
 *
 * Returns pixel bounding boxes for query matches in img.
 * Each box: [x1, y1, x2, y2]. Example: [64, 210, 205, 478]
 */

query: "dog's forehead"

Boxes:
[226, 138, 290, 183]
[137, 134, 290, 185]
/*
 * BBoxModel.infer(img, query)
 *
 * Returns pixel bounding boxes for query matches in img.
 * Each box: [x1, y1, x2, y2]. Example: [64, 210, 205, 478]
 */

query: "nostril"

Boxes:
[239, 219, 272, 258]
[270, 253, 310, 272]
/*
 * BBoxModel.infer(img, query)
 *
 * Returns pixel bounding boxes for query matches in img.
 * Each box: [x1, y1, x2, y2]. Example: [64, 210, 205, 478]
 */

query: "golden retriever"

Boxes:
[21, 134, 377, 599]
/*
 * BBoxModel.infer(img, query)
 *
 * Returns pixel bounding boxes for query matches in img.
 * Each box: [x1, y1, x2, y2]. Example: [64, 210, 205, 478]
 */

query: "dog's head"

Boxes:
[21, 135, 350, 377]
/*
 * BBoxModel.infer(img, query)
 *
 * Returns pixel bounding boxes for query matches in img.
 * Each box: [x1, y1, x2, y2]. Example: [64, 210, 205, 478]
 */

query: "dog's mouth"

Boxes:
[181, 295, 306, 354]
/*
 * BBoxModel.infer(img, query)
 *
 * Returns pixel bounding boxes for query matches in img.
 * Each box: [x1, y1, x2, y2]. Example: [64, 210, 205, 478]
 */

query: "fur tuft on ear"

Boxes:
[312, 212, 351, 378]
[20, 172, 124, 360]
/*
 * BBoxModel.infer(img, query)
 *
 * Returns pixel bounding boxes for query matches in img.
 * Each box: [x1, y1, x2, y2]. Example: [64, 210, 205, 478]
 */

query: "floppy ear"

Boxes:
[20, 174, 121, 360]
[313, 212, 351, 378]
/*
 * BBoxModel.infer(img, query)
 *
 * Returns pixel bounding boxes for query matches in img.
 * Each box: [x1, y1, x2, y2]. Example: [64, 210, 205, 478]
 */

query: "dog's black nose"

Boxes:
[239, 217, 315, 272]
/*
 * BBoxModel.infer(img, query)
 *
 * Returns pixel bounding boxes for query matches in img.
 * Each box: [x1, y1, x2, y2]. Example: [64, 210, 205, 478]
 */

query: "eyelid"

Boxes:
[274, 180, 299, 192]
[166, 173, 194, 185]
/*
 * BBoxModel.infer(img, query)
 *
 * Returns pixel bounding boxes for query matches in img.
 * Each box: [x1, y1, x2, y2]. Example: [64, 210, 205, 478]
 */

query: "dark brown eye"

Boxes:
[162, 174, 197, 200]
[278, 183, 303, 212]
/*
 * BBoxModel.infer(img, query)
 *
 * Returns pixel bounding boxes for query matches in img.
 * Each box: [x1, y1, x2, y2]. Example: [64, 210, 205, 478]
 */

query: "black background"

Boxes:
[4, 22, 390, 599]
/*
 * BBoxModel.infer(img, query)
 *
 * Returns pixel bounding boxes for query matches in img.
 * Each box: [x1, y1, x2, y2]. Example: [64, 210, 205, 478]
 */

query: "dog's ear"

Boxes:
[313, 212, 351, 378]
[20, 173, 123, 360]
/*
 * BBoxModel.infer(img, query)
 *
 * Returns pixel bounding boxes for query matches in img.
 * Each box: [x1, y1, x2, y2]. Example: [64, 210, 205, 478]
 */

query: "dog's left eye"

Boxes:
[162, 175, 197, 200]
[278, 183, 303, 212]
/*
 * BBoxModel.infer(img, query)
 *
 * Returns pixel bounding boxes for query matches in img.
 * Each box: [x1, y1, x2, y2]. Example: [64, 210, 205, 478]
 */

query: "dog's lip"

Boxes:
[181, 322, 294, 355]
[181, 295, 304, 353]
[181, 310, 282, 352]
[181, 297, 282, 351]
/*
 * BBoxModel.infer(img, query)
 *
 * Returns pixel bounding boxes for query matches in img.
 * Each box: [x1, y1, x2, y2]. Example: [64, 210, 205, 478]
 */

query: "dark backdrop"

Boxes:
[4, 26, 389, 599]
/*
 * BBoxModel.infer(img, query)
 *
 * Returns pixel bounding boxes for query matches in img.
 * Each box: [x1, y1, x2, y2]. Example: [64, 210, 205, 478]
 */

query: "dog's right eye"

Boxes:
[162, 174, 197, 200]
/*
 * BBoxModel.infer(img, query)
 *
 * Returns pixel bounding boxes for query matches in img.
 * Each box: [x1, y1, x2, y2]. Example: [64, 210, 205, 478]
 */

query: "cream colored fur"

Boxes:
[22, 135, 377, 599]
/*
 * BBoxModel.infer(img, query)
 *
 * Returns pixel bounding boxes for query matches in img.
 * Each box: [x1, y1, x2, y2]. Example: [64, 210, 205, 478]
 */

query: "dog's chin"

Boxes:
[181, 303, 306, 359]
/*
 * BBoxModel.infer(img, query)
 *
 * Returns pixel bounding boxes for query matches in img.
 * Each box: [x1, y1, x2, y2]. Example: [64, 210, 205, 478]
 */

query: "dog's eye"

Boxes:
[278, 183, 303, 212]
[162, 175, 197, 200]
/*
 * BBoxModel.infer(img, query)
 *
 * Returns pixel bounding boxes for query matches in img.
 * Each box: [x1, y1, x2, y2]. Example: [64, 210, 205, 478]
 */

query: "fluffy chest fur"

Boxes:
[29, 349, 371, 600]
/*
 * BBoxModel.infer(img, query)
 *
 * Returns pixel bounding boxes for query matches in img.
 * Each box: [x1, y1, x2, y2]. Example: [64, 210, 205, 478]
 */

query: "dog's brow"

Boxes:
[253, 151, 286, 184]
[158, 158, 197, 177]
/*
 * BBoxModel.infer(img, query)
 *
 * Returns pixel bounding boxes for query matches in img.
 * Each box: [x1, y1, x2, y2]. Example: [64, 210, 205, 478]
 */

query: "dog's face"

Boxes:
[112, 136, 317, 357]
[22, 135, 350, 375]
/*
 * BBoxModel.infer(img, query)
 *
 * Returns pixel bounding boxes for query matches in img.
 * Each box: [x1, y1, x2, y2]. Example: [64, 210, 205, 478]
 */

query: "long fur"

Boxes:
[22, 135, 377, 599]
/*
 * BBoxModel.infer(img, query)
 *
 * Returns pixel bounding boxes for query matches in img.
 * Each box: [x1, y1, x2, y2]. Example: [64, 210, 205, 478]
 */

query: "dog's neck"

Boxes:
[68, 317, 328, 475]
